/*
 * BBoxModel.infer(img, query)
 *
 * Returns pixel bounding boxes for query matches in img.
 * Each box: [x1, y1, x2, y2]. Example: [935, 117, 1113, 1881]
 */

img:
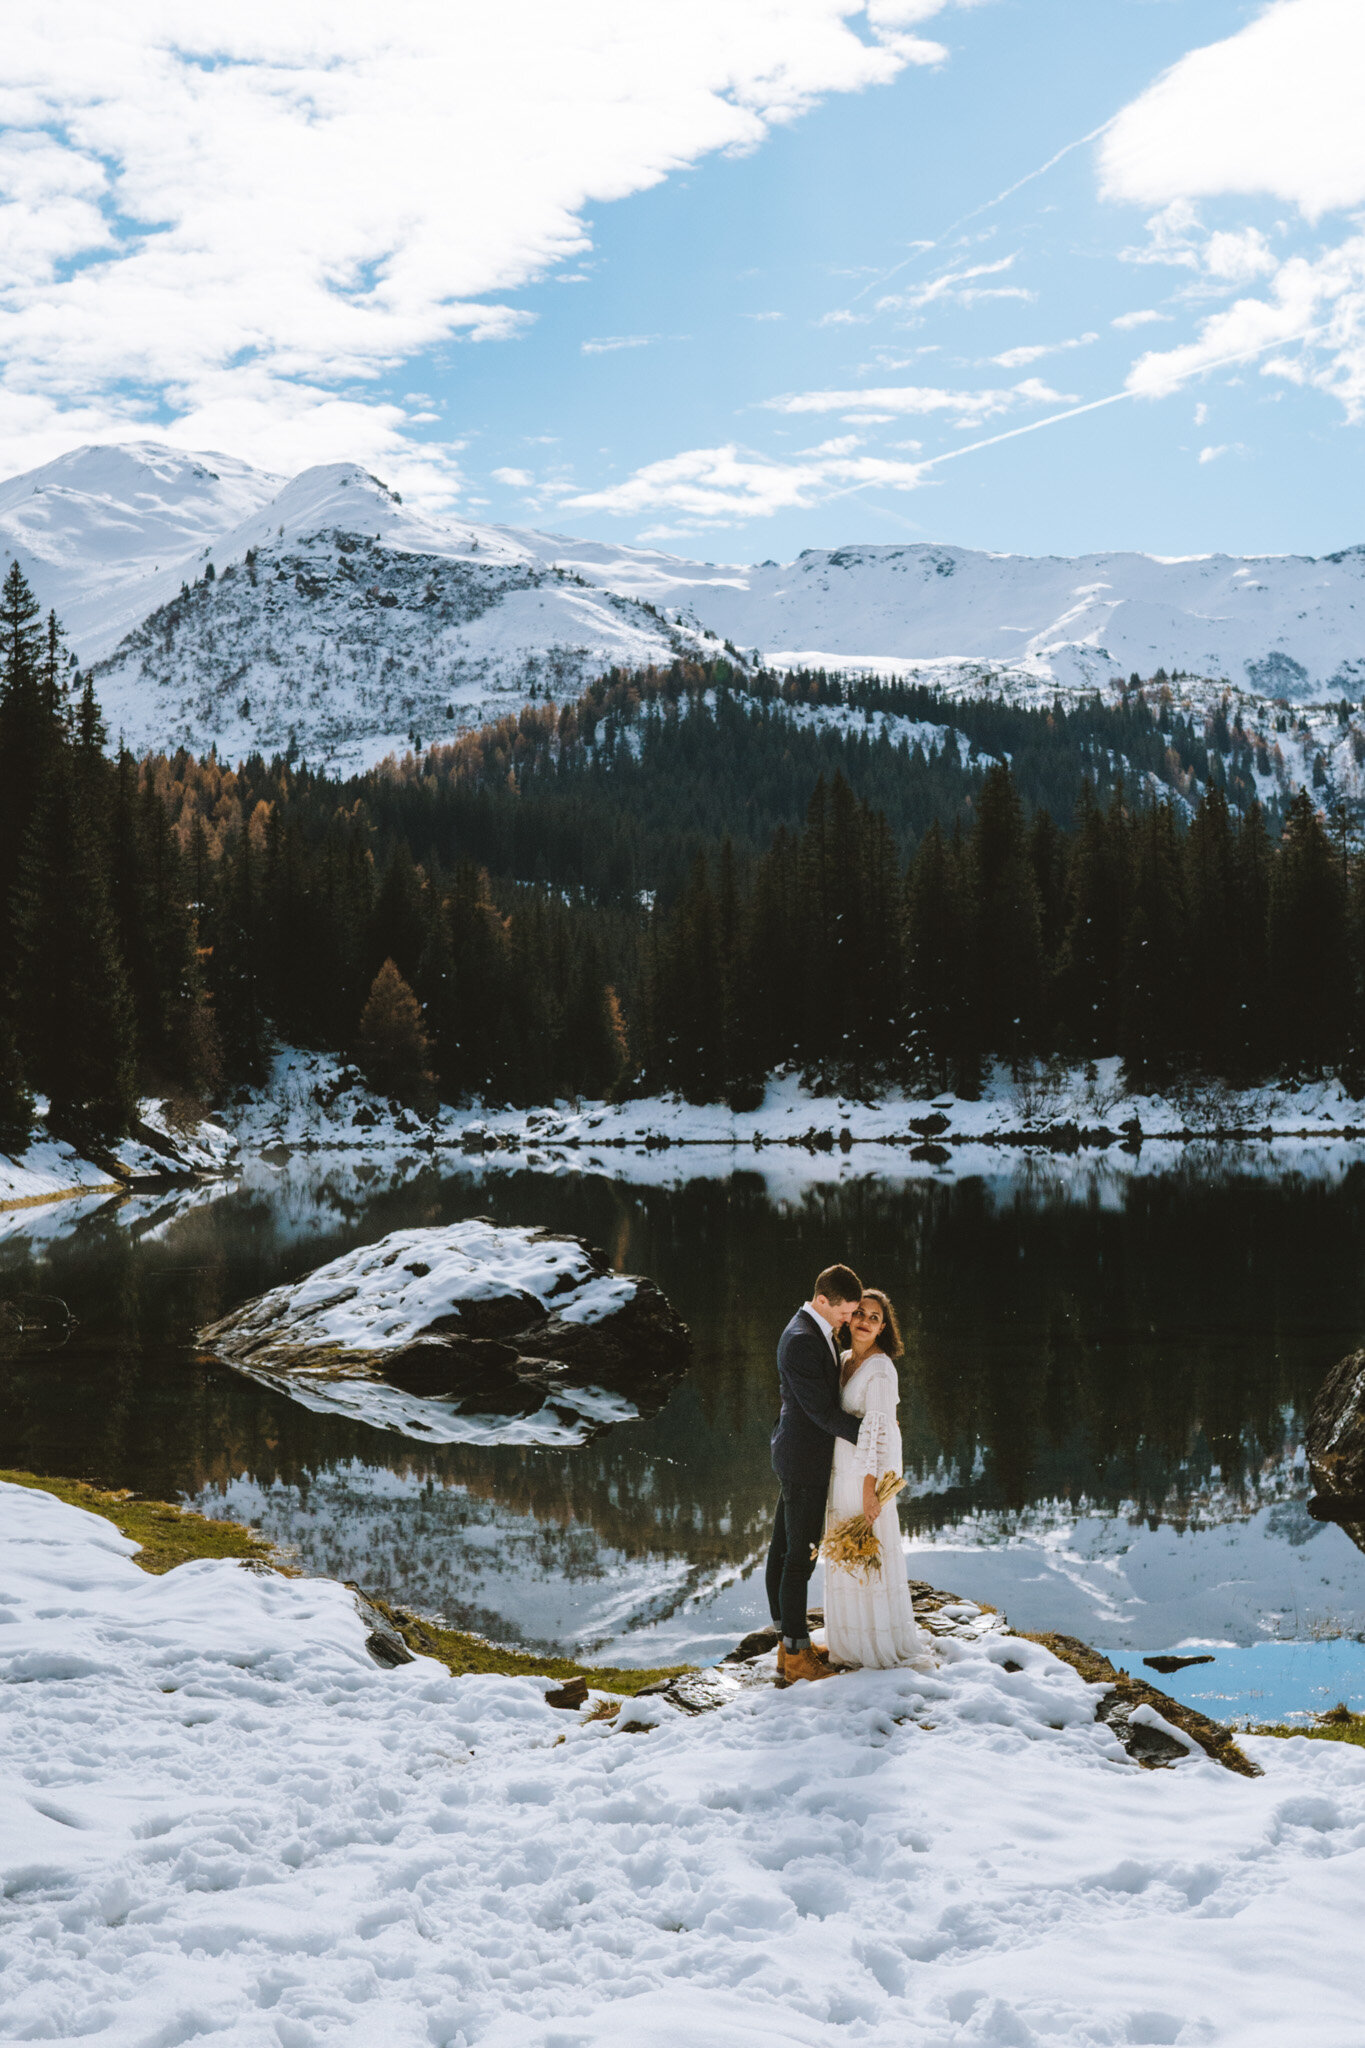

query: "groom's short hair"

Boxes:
[814, 1263, 862, 1305]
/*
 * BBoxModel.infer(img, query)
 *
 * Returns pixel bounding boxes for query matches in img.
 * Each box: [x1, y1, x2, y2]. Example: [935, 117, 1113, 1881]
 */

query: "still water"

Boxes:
[4, 1147, 1365, 1675]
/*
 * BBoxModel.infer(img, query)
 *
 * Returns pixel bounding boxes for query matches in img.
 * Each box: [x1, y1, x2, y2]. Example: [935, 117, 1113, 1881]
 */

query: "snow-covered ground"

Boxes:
[5, 1478, 1365, 2048]
[224, 1046, 1365, 1165]
[0, 1099, 234, 1211]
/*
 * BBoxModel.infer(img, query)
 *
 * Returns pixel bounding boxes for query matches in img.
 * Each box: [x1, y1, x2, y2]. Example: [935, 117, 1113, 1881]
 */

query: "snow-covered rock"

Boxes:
[5, 1479, 1365, 2048]
[198, 1220, 690, 1446]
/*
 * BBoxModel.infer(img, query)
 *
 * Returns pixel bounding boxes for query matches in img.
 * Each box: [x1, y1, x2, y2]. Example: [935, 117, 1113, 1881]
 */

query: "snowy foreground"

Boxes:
[4, 1484, 1365, 2048]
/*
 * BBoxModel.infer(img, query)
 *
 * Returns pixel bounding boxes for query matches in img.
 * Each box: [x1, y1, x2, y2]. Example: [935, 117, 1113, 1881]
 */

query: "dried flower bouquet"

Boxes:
[814, 1470, 907, 1580]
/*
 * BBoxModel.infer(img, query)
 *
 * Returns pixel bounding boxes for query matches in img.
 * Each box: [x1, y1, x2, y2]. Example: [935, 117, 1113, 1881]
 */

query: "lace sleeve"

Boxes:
[855, 1362, 897, 1479]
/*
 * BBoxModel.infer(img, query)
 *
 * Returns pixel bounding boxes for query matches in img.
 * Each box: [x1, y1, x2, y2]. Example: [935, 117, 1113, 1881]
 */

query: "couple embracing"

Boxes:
[766, 1263, 925, 1685]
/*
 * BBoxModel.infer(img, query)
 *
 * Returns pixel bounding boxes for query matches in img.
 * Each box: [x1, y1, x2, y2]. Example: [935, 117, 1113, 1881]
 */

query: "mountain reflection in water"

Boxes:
[4, 1149, 1365, 1660]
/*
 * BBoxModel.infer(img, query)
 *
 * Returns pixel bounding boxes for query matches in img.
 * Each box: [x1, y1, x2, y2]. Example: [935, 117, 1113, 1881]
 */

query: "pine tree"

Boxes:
[1120, 802, 1188, 1089]
[1231, 801, 1273, 1077]
[10, 748, 137, 1145]
[1058, 780, 1129, 1056]
[0, 1015, 33, 1155]
[905, 822, 973, 1094]
[357, 959, 435, 1109]
[0, 562, 59, 918]
[1184, 784, 1237, 1072]
[367, 842, 427, 985]
[969, 764, 1043, 1074]
[1268, 791, 1348, 1074]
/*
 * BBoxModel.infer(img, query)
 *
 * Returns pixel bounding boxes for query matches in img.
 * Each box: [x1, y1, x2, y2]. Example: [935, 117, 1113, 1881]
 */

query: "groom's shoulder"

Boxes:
[778, 1307, 819, 1350]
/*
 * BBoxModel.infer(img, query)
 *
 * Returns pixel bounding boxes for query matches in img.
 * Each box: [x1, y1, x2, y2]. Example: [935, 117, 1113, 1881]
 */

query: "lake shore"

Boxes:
[11, 1046, 1365, 1213]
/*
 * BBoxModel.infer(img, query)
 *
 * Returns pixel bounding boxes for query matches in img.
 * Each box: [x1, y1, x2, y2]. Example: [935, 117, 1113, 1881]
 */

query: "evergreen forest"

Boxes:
[0, 562, 1360, 1147]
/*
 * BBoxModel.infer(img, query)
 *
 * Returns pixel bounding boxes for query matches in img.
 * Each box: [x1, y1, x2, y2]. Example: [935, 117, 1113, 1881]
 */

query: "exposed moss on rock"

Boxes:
[1019, 1631, 1261, 1778]
[355, 1589, 691, 1697]
[0, 1469, 278, 1574]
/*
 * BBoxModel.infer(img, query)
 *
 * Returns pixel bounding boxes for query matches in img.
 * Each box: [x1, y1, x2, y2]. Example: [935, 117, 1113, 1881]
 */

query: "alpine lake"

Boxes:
[5, 1139, 1365, 1726]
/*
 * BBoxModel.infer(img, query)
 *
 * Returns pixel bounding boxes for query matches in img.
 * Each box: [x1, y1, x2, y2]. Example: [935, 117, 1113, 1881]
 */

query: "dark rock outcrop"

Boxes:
[1307, 1349, 1365, 1539]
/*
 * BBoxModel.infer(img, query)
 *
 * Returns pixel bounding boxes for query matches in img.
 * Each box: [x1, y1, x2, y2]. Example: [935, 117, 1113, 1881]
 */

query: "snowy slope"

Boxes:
[510, 527, 1365, 698]
[6, 1479, 1365, 2048]
[6, 441, 1365, 766]
[84, 461, 714, 766]
[0, 442, 282, 656]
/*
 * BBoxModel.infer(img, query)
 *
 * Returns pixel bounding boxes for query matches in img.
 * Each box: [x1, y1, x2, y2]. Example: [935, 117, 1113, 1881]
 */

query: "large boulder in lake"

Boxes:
[198, 1220, 690, 1447]
[1306, 1349, 1365, 1547]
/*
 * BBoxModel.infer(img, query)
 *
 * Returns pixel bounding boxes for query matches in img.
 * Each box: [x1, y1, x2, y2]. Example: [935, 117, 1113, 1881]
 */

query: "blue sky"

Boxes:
[5, 2, 1365, 561]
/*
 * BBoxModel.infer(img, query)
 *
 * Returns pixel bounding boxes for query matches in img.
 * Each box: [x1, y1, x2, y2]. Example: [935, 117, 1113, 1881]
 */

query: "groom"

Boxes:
[765, 1263, 863, 1686]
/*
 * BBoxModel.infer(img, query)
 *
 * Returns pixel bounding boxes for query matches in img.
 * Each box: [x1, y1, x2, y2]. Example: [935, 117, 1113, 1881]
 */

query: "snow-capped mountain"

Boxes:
[86, 463, 714, 767]
[530, 535, 1365, 700]
[0, 442, 283, 657]
[3, 440, 1365, 767]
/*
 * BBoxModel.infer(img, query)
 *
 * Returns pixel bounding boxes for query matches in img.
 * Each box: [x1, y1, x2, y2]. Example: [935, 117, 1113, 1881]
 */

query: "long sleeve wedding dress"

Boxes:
[823, 1351, 926, 1669]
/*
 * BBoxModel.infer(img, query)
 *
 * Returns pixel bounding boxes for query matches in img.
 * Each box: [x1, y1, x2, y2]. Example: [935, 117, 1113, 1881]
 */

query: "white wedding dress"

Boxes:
[823, 1350, 926, 1669]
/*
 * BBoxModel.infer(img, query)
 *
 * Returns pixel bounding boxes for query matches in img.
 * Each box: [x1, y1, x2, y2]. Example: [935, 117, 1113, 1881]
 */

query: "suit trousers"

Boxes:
[765, 1481, 827, 1649]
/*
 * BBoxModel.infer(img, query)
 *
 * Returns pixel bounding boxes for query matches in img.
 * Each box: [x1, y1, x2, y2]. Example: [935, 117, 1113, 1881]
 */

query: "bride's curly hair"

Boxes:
[860, 1288, 903, 1358]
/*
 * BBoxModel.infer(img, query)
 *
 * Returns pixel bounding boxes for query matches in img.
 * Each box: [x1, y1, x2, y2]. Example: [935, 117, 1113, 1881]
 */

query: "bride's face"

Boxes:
[849, 1298, 884, 1348]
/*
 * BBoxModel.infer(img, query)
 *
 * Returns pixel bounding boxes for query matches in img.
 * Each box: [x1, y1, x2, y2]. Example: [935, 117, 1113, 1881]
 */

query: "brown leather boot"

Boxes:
[775, 1641, 788, 1684]
[782, 1646, 834, 1684]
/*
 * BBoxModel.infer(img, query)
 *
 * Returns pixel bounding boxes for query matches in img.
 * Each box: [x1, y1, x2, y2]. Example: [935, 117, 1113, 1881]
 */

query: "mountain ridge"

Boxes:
[3, 441, 1364, 766]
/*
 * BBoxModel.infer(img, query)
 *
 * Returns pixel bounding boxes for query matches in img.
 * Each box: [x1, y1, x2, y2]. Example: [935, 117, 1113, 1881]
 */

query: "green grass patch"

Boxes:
[0, 1468, 277, 1574]
[0, 1468, 693, 1694]
[1253, 1704, 1365, 1748]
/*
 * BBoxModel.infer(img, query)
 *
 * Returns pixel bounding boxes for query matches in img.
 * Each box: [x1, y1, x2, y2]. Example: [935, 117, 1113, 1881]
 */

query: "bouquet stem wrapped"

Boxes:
[814, 1471, 907, 1580]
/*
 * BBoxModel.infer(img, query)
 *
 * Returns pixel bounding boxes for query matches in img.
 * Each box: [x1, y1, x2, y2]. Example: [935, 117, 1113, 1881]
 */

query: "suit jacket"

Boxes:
[770, 1308, 861, 1489]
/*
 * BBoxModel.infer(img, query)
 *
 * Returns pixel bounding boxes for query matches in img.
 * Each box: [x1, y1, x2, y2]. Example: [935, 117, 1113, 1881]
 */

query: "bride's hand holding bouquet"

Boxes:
[815, 1470, 906, 1581]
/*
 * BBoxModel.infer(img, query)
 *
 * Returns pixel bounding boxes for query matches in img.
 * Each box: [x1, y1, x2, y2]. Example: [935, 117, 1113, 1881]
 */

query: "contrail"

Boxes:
[845, 115, 1118, 310]
[824, 325, 1323, 508]
[917, 386, 1133, 469]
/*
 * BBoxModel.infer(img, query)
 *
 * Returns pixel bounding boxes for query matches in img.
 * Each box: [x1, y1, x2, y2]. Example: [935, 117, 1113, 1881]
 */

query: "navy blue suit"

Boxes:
[766, 1309, 860, 1648]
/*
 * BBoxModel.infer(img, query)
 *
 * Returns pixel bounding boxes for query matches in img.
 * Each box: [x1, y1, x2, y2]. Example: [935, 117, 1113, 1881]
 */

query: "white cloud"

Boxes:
[0, 2, 966, 489]
[562, 441, 928, 523]
[878, 252, 1028, 312]
[1193, 402, 1208, 426]
[581, 335, 661, 355]
[491, 467, 534, 487]
[1126, 234, 1365, 415]
[1099, 0, 1365, 220]
[764, 379, 1077, 426]
[990, 332, 1097, 368]
[1102, 1, 1365, 427]
[1112, 309, 1169, 330]
[1198, 444, 1228, 464]
[742, 310, 786, 322]
[1204, 228, 1277, 282]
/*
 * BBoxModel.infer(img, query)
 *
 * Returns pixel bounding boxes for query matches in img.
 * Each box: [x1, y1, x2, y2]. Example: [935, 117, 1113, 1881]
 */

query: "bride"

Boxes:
[823, 1289, 926, 1670]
